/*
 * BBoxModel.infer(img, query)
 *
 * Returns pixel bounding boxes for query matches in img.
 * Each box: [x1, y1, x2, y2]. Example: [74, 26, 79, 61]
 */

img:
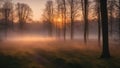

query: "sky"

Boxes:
[12, 0, 51, 21]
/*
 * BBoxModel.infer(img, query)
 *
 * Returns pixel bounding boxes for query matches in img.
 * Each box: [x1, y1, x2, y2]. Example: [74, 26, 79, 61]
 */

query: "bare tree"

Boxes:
[62, 0, 67, 40]
[95, 0, 101, 46]
[81, 0, 89, 43]
[55, 0, 67, 40]
[1, 0, 13, 36]
[9, 2, 14, 29]
[16, 3, 32, 29]
[44, 0, 54, 36]
[100, 0, 110, 58]
[119, 0, 120, 39]
[97, 0, 101, 46]
[108, 0, 115, 36]
[117, 0, 120, 40]
[67, 0, 80, 40]
[0, 0, 4, 40]
[112, 0, 120, 40]
[55, 0, 63, 38]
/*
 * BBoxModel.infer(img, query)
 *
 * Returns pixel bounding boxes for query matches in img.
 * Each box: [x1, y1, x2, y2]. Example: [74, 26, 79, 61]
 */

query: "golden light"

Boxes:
[7, 35, 56, 42]
[55, 17, 63, 29]
[53, 16, 63, 29]
[57, 18, 62, 23]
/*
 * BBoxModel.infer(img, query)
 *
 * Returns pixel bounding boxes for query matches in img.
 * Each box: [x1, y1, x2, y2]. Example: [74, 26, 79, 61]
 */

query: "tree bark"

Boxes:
[70, 0, 74, 40]
[81, 0, 89, 43]
[97, 0, 101, 47]
[100, 0, 110, 58]
[119, 0, 120, 40]
[63, 0, 66, 40]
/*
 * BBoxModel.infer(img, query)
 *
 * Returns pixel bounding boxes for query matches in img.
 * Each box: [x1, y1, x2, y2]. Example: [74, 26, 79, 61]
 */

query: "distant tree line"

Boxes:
[42, 0, 120, 58]
[0, 0, 32, 37]
[42, 0, 120, 41]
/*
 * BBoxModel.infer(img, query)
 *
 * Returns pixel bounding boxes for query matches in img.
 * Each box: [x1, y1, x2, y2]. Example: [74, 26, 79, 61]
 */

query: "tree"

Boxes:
[81, 0, 89, 43]
[16, 3, 32, 29]
[69, 0, 74, 40]
[100, 0, 110, 58]
[0, 0, 4, 40]
[55, 0, 67, 40]
[62, 0, 67, 40]
[67, 0, 80, 40]
[55, 0, 61, 38]
[108, 0, 115, 36]
[113, 0, 120, 40]
[117, 0, 120, 39]
[44, 0, 54, 36]
[95, 0, 101, 46]
[119, 0, 120, 39]
[1, 0, 13, 36]
[8, 2, 14, 29]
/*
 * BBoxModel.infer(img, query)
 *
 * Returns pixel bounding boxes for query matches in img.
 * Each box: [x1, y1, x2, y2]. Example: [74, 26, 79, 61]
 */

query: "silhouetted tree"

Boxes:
[119, 0, 120, 39]
[114, 0, 120, 39]
[56, 0, 67, 40]
[100, 0, 110, 58]
[55, 0, 63, 38]
[62, 0, 67, 40]
[1, 0, 13, 36]
[81, 0, 89, 43]
[69, 0, 74, 40]
[16, 3, 32, 29]
[0, 0, 3, 40]
[95, 0, 101, 46]
[67, 0, 80, 40]
[108, 0, 115, 36]
[44, 0, 54, 36]
[9, 2, 14, 30]
[117, 0, 120, 39]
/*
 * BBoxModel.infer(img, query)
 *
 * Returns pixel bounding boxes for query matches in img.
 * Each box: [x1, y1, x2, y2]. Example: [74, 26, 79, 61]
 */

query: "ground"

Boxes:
[0, 38, 120, 68]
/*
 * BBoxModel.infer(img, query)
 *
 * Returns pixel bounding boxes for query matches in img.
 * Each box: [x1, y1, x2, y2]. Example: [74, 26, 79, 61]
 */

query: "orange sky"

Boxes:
[12, 0, 97, 22]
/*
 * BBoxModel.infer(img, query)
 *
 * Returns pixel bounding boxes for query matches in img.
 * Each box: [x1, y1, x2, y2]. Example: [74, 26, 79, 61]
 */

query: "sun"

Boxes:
[53, 17, 63, 29]
[57, 18, 62, 23]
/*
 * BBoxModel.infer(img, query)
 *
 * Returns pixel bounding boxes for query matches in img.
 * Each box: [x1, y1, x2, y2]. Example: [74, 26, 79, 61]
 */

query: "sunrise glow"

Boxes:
[7, 35, 55, 42]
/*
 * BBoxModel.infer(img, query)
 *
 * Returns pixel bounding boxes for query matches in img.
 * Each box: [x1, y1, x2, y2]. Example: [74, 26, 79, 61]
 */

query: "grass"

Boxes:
[0, 40, 120, 68]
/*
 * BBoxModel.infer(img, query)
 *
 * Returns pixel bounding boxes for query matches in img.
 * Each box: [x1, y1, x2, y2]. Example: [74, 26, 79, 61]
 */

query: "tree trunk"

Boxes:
[119, 0, 120, 39]
[63, 0, 66, 40]
[84, 0, 89, 43]
[100, 0, 110, 58]
[81, 0, 88, 43]
[96, 0, 101, 47]
[109, 0, 114, 36]
[97, 0, 101, 47]
[70, 0, 74, 40]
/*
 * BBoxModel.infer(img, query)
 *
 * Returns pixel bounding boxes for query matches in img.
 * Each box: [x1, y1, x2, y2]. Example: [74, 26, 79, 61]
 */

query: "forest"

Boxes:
[0, 0, 120, 68]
